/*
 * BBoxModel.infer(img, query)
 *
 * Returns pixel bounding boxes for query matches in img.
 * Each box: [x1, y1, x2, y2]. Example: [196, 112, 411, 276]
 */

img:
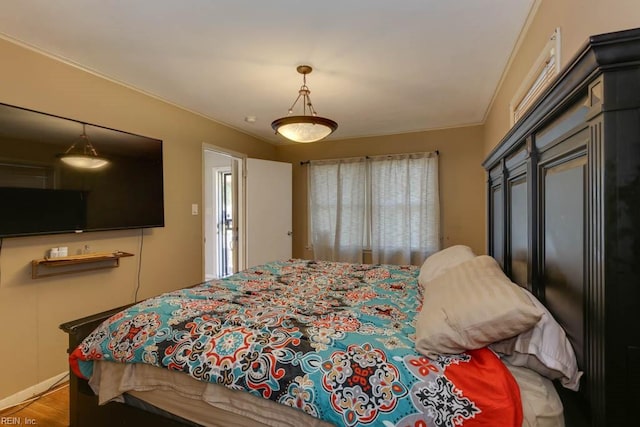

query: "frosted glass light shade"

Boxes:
[59, 154, 109, 169]
[271, 116, 338, 143]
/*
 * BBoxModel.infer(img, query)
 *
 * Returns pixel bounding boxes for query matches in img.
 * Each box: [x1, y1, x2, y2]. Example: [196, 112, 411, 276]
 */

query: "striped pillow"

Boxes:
[415, 255, 543, 358]
[418, 245, 476, 287]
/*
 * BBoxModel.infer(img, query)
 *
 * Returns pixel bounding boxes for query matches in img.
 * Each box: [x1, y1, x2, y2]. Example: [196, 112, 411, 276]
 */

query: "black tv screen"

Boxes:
[0, 102, 164, 238]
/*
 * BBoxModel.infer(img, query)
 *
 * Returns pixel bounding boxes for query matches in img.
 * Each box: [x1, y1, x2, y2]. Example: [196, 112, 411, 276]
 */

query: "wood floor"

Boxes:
[0, 383, 69, 427]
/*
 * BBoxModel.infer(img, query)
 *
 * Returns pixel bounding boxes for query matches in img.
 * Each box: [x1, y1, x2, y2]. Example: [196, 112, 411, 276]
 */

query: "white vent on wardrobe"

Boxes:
[510, 28, 561, 125]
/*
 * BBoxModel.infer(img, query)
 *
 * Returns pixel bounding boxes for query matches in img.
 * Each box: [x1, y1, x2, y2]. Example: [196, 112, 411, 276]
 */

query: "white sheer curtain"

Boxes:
[309, 158, 367, 262]
[369, 152, 440, 265]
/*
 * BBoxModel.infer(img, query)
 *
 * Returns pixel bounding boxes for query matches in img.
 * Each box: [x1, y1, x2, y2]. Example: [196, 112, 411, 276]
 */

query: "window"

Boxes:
[510, 28, 561, 125]
[308, 158, 367, 263]
[309, 152, 439, 265]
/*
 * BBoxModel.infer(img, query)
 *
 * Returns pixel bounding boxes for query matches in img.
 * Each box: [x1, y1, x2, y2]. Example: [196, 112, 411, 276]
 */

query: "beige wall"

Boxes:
[0, 38, 276, 400]
[276, 125, 486, 260]
[484, 0, 640, 154]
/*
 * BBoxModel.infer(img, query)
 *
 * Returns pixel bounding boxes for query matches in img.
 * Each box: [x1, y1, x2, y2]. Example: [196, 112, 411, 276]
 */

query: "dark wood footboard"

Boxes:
[60, 305, 196, 427]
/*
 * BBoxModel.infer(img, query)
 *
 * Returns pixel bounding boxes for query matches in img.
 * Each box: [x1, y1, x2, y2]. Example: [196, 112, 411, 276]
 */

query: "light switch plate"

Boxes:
[191, 204, 199, 215]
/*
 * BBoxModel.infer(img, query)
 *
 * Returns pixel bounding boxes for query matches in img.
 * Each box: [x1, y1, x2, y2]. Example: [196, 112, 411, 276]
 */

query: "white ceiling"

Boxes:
[0, 0, 535, 144]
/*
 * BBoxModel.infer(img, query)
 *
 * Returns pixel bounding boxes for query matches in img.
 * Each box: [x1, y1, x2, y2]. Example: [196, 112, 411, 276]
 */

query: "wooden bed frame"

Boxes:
[60, 304, 196, 427]
[483, 27, 640, 426]
[60, 27, 640, 427]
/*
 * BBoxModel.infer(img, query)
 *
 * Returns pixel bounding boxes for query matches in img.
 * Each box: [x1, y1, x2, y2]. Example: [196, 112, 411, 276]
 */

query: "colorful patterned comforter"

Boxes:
[70, 259, 522, 427]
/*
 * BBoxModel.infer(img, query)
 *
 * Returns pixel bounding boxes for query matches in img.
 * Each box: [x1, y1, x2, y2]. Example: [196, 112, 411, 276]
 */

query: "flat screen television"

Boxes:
[0, 102, 164, 238]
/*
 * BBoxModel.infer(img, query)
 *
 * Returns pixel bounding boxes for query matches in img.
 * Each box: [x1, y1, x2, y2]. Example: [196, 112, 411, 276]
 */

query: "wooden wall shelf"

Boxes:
[31, 251, 134, 279]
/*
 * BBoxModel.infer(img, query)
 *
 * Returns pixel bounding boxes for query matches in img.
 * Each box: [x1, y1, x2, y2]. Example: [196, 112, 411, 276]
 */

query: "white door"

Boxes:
[245, 158, 292, 268]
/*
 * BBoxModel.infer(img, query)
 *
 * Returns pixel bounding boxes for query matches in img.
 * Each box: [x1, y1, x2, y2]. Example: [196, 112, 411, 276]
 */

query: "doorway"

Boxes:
[203, 148, 293, 279]
[216, 169, 233, 277]
[203, 146, 244, 280]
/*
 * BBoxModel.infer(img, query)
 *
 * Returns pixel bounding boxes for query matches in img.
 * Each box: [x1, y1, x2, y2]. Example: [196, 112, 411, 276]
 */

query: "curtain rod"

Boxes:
[299, 150, 439, 165]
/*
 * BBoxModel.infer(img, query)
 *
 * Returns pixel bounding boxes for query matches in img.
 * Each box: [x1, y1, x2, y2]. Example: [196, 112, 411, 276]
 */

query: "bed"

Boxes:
[61, 27, 640, 426]
[63, 256, 568, 427]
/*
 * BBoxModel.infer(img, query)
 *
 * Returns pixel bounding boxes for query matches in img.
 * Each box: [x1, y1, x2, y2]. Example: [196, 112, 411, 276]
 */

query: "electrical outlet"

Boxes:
[191, 204, 199, 215]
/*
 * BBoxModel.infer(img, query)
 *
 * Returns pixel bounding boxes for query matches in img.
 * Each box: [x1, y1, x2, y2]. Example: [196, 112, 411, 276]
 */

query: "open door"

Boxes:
[216, 169, 234, 277]
[204, 148, 243, 279]
[205, 152, 291, 277]
[245, 158, 292, 268]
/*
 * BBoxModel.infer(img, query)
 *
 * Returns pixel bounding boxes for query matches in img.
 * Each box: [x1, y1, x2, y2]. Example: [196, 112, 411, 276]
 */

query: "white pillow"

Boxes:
[415, 255, 543, 358]
[417, 245, 475, 287]
[490, 288, 583, 391]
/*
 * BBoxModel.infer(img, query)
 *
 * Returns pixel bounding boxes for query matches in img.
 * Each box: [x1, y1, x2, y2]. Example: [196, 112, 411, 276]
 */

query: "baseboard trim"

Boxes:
[0, 371, 68, 411]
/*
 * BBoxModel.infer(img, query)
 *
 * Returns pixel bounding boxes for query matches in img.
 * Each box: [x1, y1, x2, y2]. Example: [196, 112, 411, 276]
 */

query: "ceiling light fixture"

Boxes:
[271, 65, 337, 143]
[58, 124, 109, 169]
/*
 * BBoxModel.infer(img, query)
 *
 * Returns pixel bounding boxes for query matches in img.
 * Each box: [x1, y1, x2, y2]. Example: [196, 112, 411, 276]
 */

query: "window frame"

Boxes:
[510, 28, 561, 126]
